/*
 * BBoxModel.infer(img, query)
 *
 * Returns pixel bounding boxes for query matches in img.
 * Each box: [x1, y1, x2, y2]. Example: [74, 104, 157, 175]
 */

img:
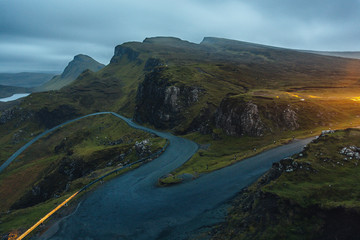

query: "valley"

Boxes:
[1, 36, 360, 239]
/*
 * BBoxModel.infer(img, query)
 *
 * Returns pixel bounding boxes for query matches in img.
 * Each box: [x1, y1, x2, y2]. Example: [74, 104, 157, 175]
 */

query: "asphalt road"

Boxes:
[0, 112, 115, 173]
[37, 112, 313, 240]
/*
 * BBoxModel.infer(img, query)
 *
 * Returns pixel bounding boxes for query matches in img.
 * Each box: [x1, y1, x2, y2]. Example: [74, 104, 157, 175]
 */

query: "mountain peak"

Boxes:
[143, 36, 184, 44]
[73, 54, 94, 61]
[61, 54, 104, 79]
[142, 36, 195, 47]
[37, 54, 105, 91]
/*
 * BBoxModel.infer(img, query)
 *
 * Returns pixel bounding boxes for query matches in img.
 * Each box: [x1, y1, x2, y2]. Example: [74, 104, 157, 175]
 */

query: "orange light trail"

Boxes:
[16, 191, 80, 240]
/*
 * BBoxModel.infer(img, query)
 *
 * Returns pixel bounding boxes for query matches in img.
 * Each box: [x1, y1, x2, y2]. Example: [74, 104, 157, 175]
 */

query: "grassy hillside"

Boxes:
[2, 37, 360, 186]
[2, 36, 360, 237]
[212, 129, 360, 240]
[0, 114, 165, 235]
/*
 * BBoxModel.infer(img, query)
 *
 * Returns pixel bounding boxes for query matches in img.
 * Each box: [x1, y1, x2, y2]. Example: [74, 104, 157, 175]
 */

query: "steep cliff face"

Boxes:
[261, 103, 300, 131]
[214, 96, 301, 137]
[110, 45, 141, 64]
[134, 67, 203, 129]
[215, 97, 265, 137]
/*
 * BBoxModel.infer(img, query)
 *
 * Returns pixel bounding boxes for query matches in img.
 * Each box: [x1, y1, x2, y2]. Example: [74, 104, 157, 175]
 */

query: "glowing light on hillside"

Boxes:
[350, 97, 360, 102]
[308, 95, 320, 98]
[286, 92, 301, 98]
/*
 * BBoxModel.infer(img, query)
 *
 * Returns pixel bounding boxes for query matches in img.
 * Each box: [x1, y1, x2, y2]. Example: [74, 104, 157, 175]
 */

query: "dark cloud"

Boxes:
[1, 0, 359, 72]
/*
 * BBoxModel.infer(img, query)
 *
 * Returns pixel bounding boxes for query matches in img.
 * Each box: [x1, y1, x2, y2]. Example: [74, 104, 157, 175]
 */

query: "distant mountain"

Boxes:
[0, 72, 55, 88]
[306, 50, 360, 59]
[37, 54, 105, 91]
[0, 85, 30, 98]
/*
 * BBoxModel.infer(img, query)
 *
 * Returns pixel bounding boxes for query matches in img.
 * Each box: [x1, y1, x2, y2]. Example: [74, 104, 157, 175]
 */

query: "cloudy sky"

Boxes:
[1, 0, 360, 73]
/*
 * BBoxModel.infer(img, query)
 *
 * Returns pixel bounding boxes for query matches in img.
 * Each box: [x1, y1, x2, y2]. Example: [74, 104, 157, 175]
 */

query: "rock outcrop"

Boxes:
[134, 67, 203, 129]
[144, 58, 165, 71]
[282, 107, 299, 130]
[0, 107, 33, 125]
[215, 97, 264, 137]
[110, 45, 140, 64]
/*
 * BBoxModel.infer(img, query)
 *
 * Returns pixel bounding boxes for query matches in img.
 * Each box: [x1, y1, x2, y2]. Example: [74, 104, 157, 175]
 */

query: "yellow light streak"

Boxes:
[17, 191, 80, 240]
[286, 92, 301, 98]
[308, 95, 320, 98]
[350, 97, 360, 102]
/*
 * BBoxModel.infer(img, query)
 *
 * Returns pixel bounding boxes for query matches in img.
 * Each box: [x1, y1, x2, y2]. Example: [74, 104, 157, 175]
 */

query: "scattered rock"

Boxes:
[134, 139, 152, 157]
[340, 146, 360, 160]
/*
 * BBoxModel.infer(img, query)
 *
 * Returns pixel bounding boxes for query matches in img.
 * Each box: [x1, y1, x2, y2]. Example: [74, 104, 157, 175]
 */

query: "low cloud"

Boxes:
[1, 0, 359, 72]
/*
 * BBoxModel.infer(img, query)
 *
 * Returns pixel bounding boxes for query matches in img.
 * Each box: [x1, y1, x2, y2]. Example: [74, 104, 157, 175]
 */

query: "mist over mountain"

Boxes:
[0, 72, 55, 88]
[306, 51, 360, 60]
[0, 85, 30, 98]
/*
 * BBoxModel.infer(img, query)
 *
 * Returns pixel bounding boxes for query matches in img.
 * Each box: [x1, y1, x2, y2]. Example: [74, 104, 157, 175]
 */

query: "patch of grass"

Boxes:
[264, 129, 360, 209]
[159, 130, 294, 185]
[0, 192, 76, 234]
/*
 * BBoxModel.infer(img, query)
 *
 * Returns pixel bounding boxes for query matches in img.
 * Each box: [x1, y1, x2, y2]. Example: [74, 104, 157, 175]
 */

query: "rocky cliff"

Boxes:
[110, 45, 141, 64]
[215, 97, 265, 137]
[213, 95, 301, 137]
[134, 65, 203, 129]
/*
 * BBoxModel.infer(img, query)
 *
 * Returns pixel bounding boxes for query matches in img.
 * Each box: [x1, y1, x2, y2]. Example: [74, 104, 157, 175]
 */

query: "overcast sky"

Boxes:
[1, 0, 360, 73]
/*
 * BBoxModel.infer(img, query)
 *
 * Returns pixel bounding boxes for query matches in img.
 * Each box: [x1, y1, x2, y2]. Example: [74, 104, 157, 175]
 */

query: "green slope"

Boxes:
[2, 36, 360, 185]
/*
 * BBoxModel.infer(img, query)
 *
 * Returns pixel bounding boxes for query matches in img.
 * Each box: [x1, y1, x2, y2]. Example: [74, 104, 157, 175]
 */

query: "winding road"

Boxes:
[0, 112, 313, 239]
[40, 113, 312, 239]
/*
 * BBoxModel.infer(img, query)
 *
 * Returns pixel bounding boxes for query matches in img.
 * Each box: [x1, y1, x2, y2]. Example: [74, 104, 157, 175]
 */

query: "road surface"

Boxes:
[36, 112, 312, 240]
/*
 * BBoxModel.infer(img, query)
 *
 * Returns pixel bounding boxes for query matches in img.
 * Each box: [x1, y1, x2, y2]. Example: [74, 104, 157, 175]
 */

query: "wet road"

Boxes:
[35, 113, 312, 240]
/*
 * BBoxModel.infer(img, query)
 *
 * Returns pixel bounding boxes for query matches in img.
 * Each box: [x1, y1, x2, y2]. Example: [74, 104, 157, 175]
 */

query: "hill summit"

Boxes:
[37, 54, 105, 91]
